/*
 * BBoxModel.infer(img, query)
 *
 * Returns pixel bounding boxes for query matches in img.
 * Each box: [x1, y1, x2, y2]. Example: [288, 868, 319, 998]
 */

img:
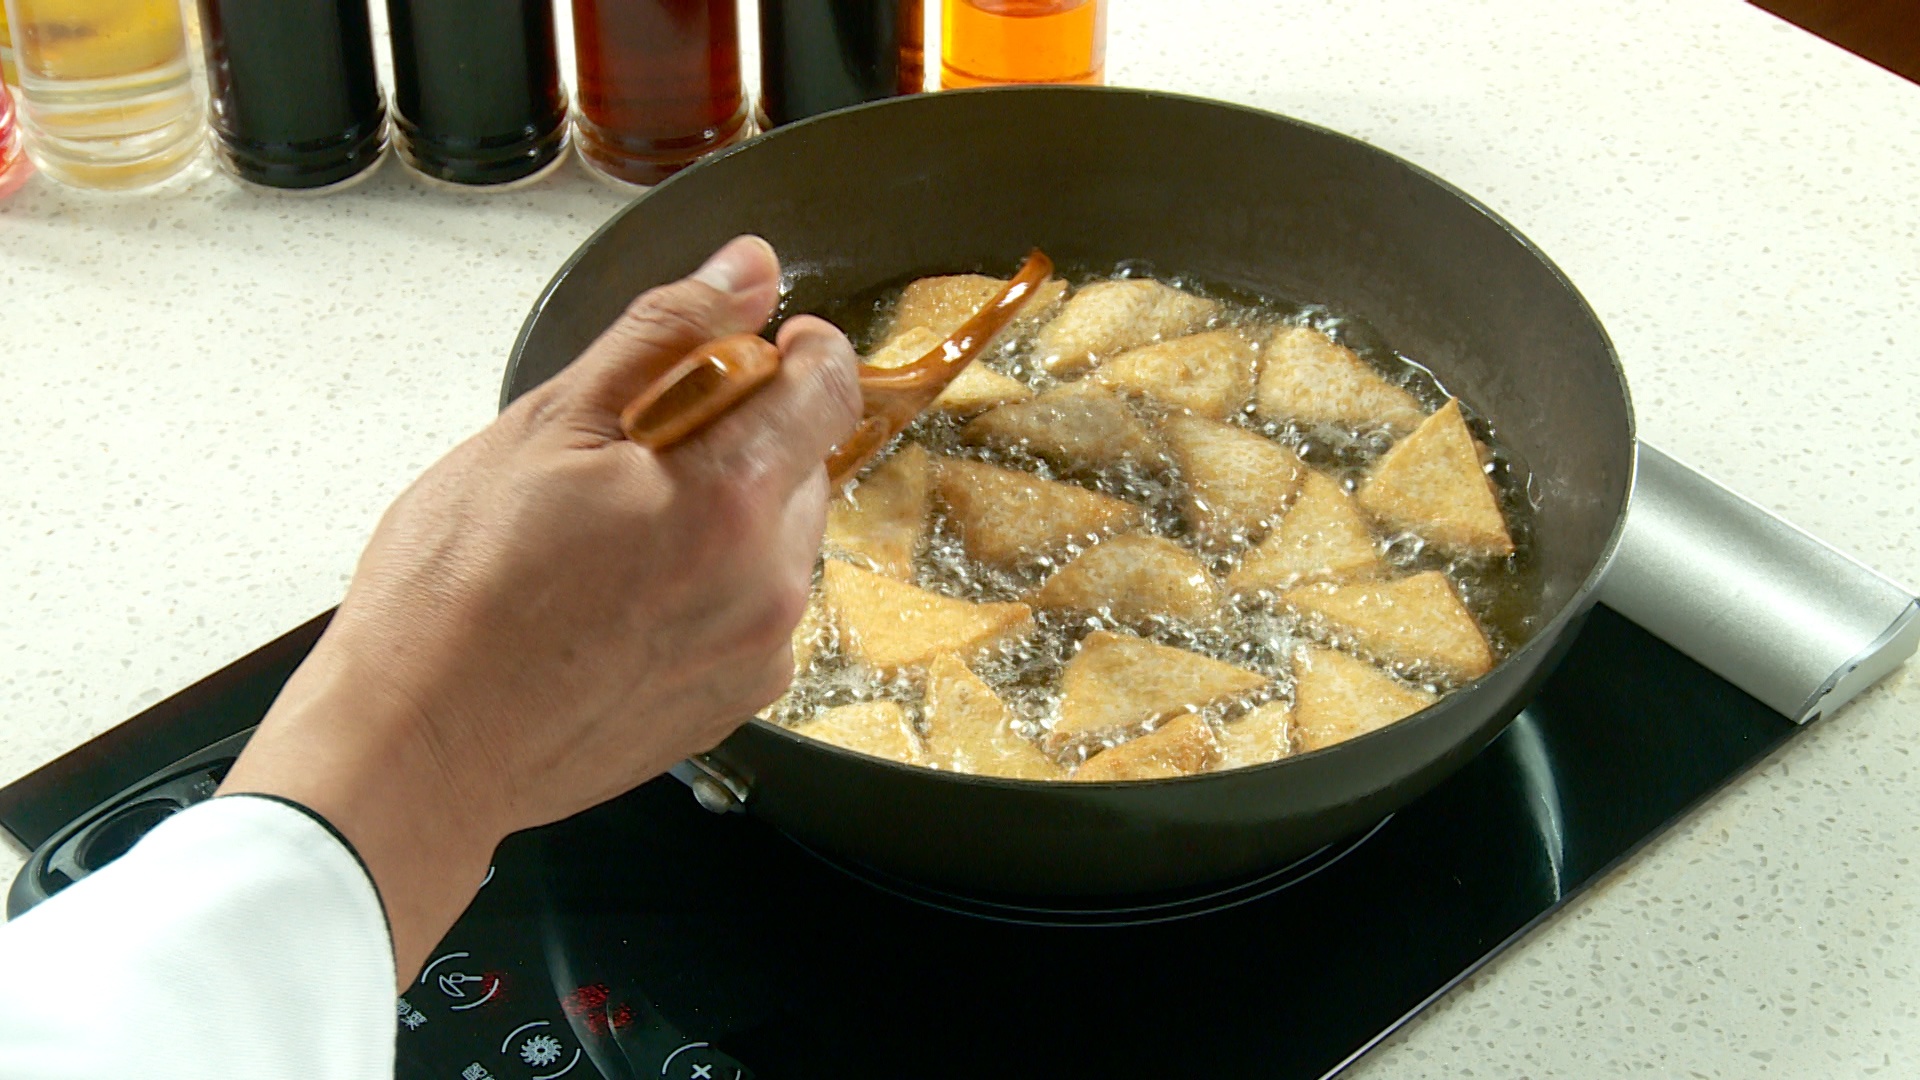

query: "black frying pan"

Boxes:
[504, 87, 1634, 899]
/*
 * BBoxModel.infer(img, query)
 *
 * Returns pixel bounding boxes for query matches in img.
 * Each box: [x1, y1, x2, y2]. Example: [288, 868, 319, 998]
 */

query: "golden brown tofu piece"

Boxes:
[1255, 326, 1425, 435]
[756, 593, 831, 721]
[791, 701, 924, 764]
[821, 558, 1033, 674]
[1281, 571, 1494, 681]
[1035, 279, 1219, 376]
[1357, 399, 1515, 557]
[1091, 330, 1256, 419]
[824, 444, 929, 579]
[1159, 414, 1303, 551]
[933, 457, 1145, 568]
[1291, 646, 1436, 752]
[1228, 470, 1384, 596]
[1215, 700, 1293, 769]
[885, 273, 1068, 342]
[959, 382, 1161, 474]
[792, 592, 829, 673]
[1049, 630, 1265, 750]
[1071, 714, 1218, 781]
[922, 654, 1063, 780]
[865, 327, 1034, 416]
[1032, 534, 1220, 627]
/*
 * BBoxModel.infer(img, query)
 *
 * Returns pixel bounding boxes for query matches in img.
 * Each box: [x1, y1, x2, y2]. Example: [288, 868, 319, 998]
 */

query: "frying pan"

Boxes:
[504, 87, 1634, 899]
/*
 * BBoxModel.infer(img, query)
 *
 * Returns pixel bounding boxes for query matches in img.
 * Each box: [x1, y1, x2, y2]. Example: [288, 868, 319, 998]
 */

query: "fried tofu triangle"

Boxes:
[1159, 414, 1302, 551]
[865, 326, 1034, 416]
[1291, 646, 1436, 752]
[791, 594, 829, 673]
[1281, 571, 1493, 681]
[791, 701, 925, 764]
[922, 654, 1063, 780]
[1049, 630, 1265, 750]
[1357, 399, 1515, 557]
[1215, 700, 1293, 769]
[824, 444, 929, 579]
[1256, 326, 1425, 435]
[822, 559, 1033, 674]
[1036, 279, 1219, 376]
[1033, 534, 1220, 627]
[1228, 470, 1383, 595]
[960, 382, 1161, 474]
[1092, 330, 1256, 419]
[1072, 715, 1218, 781]
[885, 273, 1068, 342]
[934, 457, 1144, 569]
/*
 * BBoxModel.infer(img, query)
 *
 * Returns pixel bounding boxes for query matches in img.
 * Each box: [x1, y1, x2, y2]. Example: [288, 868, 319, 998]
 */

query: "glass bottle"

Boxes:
[2, 2, 18, 86]
[573, 0, 748, 186]
[757, 0, 923, 128]
[387, 0, 567, 186]
[3, 0, 203, 189]
[940, 0, 1106, 88]
[197, 0, 386, 190]
[0, 80, 31, 198]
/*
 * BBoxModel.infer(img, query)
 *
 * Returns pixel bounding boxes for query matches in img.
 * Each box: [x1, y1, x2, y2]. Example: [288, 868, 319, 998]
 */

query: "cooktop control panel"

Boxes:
[395, 852, 754, 1080]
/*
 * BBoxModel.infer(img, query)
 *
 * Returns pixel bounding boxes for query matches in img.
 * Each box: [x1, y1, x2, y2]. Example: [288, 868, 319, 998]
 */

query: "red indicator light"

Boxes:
[562, 983, 614, 1035]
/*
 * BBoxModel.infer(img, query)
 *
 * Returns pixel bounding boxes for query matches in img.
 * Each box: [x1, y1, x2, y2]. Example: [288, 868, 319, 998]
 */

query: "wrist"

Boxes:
[221, 632, 506, 985]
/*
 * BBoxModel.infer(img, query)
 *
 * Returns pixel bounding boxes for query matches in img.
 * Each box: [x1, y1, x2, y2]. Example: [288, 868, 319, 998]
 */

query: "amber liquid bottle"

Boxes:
[573, 0, 747, 186]
[4, 0, 203, 189]
[941, 0, 1106, 88]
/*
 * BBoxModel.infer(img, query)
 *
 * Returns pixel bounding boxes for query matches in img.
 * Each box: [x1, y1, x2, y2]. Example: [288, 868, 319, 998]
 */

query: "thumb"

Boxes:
[558, 235, 784, 429]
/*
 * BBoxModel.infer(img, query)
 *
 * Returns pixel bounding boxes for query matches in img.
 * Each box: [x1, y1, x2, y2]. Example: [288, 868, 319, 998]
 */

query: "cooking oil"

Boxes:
[4, 0, 202, 189]
[777, 265, 1542, 768]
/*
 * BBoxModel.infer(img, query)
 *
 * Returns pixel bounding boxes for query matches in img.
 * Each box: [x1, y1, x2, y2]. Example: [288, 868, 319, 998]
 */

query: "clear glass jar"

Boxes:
[4, 0, 203, 189]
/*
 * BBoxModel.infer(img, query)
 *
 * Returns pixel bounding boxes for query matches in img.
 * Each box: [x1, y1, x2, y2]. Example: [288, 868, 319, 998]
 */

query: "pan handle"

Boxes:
[1597, 441, 1918, 724]
[667, 753, 750, 814]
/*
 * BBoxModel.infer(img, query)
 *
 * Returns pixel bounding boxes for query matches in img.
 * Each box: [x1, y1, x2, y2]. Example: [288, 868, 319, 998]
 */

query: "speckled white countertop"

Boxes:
[3, 0, 1916, 1074]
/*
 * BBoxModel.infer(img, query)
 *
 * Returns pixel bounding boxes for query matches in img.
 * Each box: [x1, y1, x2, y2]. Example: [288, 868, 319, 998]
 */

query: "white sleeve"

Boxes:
[0, 794, 396, 1080]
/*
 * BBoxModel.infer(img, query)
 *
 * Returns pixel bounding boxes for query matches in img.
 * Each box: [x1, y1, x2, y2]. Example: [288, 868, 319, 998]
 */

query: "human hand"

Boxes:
[221, 236, 861, 983]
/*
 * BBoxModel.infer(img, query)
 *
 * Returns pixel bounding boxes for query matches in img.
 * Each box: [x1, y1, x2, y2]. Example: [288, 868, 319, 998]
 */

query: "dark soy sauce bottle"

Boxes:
[757, 0, 923, 128]
[197, 0, 386, 190]
[386, 0, 568, 186]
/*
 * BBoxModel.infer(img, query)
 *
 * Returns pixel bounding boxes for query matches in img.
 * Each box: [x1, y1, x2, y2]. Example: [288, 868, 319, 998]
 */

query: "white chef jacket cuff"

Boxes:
[0, 793, 397, 1080]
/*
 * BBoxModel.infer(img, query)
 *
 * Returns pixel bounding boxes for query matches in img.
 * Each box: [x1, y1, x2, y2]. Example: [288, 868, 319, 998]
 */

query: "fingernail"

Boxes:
[691, 235, 775, 296]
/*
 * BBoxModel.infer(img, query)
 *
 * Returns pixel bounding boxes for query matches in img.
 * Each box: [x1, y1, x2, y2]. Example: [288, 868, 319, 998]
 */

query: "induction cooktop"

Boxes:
[2, 604, 1804, 1080]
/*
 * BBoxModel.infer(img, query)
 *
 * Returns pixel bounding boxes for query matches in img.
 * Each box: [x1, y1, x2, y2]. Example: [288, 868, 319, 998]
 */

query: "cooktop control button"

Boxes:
[421, 951, 503, 1011]
[659, 1041, 752, 1080]
[501, 1020, 583, 1079]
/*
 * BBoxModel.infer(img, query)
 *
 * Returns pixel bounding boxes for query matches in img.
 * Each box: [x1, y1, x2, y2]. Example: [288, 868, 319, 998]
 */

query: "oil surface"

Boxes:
[771, 265, 1542, 769]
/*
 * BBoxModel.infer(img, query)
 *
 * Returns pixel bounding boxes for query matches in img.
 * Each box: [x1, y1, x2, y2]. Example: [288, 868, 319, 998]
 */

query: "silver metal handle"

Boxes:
[1597, 442, 1919, 723]
[667, 754, 750, 814]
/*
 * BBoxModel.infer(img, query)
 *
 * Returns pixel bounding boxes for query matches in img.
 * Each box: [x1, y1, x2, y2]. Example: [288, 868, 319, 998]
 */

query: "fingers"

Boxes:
[663, 315, 862, 495]
[558, 236, 785, 428]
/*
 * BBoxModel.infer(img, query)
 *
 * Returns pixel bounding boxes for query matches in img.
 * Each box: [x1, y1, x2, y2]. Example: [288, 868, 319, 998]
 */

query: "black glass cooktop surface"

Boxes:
[3, 606, 1801, 1080]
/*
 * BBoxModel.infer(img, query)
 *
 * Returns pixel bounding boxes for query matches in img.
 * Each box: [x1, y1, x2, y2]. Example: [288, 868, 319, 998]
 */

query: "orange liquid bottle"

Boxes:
[940, 0, 1105, 88]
